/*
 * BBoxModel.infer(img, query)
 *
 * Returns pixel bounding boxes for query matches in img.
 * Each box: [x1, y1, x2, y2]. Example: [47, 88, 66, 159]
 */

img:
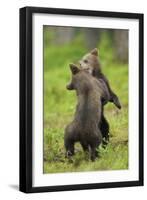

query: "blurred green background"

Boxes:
[43, 26, 128, 173]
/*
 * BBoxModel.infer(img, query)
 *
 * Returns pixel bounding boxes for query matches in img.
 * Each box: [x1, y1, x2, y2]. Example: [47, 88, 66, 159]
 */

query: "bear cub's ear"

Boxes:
[69, 63, 80, 75]
[91, 48, 99, 56]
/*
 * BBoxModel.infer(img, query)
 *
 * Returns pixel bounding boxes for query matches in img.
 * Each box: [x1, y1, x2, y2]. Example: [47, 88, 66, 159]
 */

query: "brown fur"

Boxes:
[79, 48, 121, 109]
[64, 64, 103, 161]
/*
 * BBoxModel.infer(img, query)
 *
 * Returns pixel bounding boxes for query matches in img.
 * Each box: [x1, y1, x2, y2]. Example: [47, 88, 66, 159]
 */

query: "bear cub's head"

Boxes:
[66, 63, 94, 94]
[79, 48, 101, 77]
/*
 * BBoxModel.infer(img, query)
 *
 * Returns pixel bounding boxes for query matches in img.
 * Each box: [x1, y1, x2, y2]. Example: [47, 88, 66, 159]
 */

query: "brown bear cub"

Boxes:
[79, 48, 121, 109]
[64, 64, 106, 161]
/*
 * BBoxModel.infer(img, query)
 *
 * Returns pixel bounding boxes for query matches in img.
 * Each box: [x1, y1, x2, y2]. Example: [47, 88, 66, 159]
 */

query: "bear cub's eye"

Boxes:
[84, 59, 88, 63]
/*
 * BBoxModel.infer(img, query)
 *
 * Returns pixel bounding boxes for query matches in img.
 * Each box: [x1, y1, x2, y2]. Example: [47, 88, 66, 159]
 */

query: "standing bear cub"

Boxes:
[79, 48, 121, 109]
[64, 64, 104, 161]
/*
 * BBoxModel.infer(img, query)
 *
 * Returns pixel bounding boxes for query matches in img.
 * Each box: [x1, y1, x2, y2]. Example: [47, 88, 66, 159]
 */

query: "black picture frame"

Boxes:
[19, 6, 144, 193]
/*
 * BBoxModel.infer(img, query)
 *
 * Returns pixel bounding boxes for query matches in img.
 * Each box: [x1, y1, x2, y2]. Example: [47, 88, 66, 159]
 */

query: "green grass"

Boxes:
[43, 32, 128, 173]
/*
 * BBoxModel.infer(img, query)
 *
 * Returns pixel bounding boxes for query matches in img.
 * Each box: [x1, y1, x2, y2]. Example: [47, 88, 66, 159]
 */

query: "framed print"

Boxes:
[19, 6, 144, 193]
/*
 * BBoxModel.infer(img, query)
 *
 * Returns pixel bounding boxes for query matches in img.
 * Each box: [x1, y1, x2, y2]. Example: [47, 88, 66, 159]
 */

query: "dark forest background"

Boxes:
[44, 26, 128, 64]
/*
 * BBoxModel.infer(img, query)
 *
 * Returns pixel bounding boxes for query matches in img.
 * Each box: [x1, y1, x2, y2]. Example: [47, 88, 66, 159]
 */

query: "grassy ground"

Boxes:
[43, 33, 128, 173]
